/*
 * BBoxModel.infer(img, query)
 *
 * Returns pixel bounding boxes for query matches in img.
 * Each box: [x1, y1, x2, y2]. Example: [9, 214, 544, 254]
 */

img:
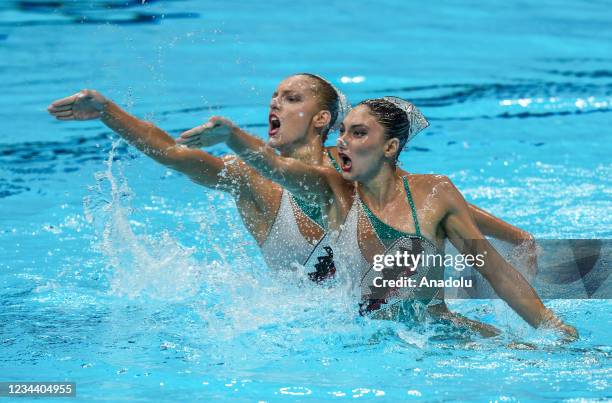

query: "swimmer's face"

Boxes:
[268, 75, 327, 149]
[336, 105, 397, 182]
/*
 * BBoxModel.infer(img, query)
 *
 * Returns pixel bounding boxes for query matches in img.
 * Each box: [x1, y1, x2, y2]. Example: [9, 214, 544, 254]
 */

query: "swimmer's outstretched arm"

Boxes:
[47, 90, 239, 189]
[436, 176, 577, 340]
[181, 116, 338, 202]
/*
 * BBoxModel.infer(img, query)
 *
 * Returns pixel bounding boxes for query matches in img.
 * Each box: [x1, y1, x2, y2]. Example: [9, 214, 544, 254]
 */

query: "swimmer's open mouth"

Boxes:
[269, 114, 281, 137]
[338, 152, 352, 172]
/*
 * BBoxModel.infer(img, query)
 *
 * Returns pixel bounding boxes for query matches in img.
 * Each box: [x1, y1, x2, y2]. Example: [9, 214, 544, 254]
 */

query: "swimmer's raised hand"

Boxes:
[47, 89, 108, 121]
[177, 116, 237, 148]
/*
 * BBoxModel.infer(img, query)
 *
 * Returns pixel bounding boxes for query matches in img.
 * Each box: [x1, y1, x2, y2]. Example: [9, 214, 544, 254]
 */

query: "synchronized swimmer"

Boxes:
[47, 74, 577, 340]
[176, 95, 577, 339]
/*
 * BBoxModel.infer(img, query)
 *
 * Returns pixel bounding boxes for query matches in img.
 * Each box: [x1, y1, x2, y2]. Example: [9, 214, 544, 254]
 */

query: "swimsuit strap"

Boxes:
[359, 176, 421, 245]
[360, 198, 408, 245]
[326, 149, 342, 173]
[402, 176, 421, 237]
[290, 193, 324, 229]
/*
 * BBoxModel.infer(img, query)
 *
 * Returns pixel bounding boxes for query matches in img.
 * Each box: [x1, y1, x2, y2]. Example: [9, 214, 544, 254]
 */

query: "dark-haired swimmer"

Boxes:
[190, 98, 577, 341]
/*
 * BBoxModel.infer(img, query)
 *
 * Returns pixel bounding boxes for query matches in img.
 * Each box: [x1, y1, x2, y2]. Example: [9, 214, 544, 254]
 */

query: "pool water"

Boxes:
[1, 0, 611, 401]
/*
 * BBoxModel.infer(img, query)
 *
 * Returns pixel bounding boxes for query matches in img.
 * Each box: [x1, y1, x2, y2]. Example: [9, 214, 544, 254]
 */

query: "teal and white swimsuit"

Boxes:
[261, 151, 337, 274]
[333, 175, 445, 318]
[260, 189, 324, 272]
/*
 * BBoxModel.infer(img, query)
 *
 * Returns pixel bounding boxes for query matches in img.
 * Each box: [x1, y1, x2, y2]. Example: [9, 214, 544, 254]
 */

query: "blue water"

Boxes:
[1, 0, 611, 401]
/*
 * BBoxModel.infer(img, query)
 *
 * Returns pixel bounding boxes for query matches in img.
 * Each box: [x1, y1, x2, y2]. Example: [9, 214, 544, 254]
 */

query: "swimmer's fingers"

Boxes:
[180, 138, 203, 148]
[176, 131, 204, 148]
[558, 324, 579, 343]
[176, 132, 197, 144]
[48, 93, 79, 110]
[178, 122, 216, 140]
[48, 109, 72, 118]
[177, 122, 228, 148]
[52, 110, 74, 118]
[177, 129, 198, 140]
[48, 103, 74, 113]
[541, 309, 579, 342]
[199, 126, 232, 147]
[55, 115, 75, 121]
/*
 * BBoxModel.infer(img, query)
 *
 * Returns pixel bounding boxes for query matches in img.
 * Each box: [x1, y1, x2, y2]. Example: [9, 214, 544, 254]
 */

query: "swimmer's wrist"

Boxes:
[523, 233, 536, 249]
[230, 124, 242, 138]
[98, 99, 115, 120]
[226, 124, 246, 145]
[510, 230, 534, 247]
[539, 308, 562, 329]
[540, 309, 579, 341]
[539, 308, 564, 329]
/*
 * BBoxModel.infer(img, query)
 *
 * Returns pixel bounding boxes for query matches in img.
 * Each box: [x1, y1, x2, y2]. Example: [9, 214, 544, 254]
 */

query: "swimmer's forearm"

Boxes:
[100, 101, 176, 161]
[227, 127, 267, 151]
[226, 127, 268, 162]
[101, 102, 229, 187]
[468, 204, 538, 280]
[470, 240, 573, 338]
[226, 127, 281, 177]
[226, 127, 330, 199]
[452, 224, 547, 328]
[468, 203, 532, 245]
[477, 246, 547, 327]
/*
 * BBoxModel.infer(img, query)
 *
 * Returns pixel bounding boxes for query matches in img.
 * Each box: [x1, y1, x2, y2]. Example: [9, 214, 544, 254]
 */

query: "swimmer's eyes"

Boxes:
[285, 95, 301, 102]
[270, 91, 302, 103]
[339, 126, 366, 137]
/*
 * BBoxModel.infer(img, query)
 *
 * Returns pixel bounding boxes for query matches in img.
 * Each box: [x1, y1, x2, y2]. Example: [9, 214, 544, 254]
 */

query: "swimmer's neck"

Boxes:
[277, 133, 325, 165]
[357, 164, 403, 210]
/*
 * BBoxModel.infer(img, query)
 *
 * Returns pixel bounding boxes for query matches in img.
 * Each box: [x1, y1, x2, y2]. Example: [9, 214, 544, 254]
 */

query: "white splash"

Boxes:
[84, 141, 202, 301]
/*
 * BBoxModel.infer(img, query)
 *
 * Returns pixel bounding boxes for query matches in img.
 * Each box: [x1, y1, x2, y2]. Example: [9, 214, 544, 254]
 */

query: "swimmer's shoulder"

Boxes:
[405, 173, 453, 187]
[219, 154, 282, 199]
[402, 173, 458, 203]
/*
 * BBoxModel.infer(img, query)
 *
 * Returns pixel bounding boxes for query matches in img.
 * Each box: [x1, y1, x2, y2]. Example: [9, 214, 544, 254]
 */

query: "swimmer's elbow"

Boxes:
[160, 146, 222, 175]
[156, 145, 186, 167]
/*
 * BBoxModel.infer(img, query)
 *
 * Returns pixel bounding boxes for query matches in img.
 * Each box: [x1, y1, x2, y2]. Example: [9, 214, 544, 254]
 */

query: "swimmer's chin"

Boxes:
[340, 171, 352, 180]
[340, 170, 358, 181]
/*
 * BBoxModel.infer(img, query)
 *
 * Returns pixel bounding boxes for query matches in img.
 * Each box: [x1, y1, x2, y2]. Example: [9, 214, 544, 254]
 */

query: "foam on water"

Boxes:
[83, 141, 202, 301]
